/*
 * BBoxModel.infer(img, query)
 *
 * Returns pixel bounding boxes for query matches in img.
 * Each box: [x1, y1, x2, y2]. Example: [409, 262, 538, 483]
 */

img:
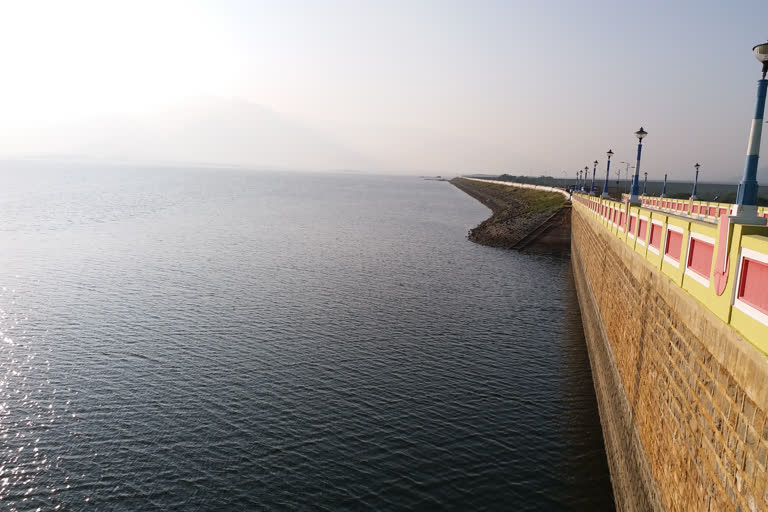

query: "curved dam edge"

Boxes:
[450, 178, 571, 254]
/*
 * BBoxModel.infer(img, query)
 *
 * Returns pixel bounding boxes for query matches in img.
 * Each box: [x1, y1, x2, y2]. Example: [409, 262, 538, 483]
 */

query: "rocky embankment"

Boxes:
[451, 178, 570, 253]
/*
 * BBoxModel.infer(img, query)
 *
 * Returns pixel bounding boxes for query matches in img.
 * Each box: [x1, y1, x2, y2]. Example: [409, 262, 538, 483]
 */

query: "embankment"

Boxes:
[571, 198, 768, 511]
[451, 178, 570, 253]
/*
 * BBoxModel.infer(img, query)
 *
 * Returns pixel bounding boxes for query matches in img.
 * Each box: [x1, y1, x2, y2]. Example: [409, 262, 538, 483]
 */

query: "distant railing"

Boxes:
[619, 193, 768, 223]
[571, 191, 768, 356]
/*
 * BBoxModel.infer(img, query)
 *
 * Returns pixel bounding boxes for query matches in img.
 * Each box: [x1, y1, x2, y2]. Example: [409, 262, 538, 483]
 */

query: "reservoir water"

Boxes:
[0, 163, 614, 510]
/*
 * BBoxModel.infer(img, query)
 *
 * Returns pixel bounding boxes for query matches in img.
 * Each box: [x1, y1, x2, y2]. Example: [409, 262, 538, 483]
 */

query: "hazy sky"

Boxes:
[1, 0, 767, 179]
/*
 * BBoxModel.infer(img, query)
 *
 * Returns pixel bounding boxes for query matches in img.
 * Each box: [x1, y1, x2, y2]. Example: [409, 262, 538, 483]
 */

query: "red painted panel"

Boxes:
[693, 205, 699, 214]
[719, 208, 727, 217]
[628, 215, 636, 234]
[708, 206, 717, 216]
[637, 219, 648, 241]
[649, 224, 662, 249]
[684, 203, 690, 213]
[738, 258, 768, 315]
[665, 230, 683, 261]
[619, 211, 625, 228]
[677, 203, 683, 211]
[687, 238, 714, 279]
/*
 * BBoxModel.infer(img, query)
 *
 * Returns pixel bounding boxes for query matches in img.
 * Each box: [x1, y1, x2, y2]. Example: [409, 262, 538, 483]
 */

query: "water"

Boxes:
[0, 162, 614, 511]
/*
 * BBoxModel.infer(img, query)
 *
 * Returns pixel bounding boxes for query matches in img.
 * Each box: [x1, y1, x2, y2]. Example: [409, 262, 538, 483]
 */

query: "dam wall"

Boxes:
[571, 193, 768, 511]
[462, 177, 572, 199]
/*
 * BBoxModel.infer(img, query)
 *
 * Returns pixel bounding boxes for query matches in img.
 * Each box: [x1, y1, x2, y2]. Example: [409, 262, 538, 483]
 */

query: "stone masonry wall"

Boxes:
[572, 206, 768, 512]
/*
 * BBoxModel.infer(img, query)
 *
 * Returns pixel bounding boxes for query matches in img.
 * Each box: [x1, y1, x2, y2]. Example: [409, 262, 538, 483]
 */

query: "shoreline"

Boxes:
[450, 177, 571, 254]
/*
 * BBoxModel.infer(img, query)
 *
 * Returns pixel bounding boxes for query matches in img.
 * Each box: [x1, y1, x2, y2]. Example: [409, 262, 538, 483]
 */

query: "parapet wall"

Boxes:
[571, 200, 768, 511]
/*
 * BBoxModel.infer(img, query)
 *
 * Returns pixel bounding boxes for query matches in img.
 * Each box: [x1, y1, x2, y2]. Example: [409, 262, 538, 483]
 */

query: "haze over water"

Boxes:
[0, 163, 613, 510]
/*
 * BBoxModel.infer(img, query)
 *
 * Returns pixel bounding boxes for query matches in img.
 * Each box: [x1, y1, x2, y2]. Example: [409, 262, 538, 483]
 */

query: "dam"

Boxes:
[467, 179, 768, 511]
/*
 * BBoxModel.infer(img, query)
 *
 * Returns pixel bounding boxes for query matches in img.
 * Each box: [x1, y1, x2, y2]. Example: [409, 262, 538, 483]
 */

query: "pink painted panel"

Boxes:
[649, 224, 662, 249]
[637, 219, 648, 241]
[687, 238, 714, 279]
[708, 206, 717, 217]
[684, 203, 690, 213]
[628, 215, 636, 234]
[619, 211, 625, 228]
[665, 230, 683, 261]
[738, 258, 768, 315]
[718, 208, 727, 217]
[693, 205, 699, 214]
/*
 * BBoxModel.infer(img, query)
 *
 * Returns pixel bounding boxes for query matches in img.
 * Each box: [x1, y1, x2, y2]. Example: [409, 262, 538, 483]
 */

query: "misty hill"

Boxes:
[8, 99, 374, 171]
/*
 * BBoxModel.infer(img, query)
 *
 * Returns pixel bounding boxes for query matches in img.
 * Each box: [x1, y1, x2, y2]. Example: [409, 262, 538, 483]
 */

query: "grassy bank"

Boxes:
[451, 178, 567, 250]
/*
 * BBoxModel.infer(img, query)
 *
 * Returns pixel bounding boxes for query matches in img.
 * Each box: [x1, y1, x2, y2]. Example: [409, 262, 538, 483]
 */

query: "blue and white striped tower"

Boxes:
[590, 161, 597, 195]
[661, 173, 668, 197]
[691, 163, 700, 200]
[733, 42, 768, 222]
[629, 127, 647, 204]
[602, 149, 613, 198]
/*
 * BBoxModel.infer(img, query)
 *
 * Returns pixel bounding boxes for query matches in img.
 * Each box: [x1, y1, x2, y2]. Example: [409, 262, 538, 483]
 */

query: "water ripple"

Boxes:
[0, 165, 614, 510]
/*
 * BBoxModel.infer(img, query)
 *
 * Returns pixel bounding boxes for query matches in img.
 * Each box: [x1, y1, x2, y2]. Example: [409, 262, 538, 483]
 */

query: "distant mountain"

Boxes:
[2, 98, 377, 172]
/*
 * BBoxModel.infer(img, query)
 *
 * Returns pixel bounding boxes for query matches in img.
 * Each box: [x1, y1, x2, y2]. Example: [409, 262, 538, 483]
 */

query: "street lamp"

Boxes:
[619, 161, 633, 194]
[629, 127, 647, 203]
[691, 163, 700, 200]
[577, 170, 581, 192]
[602, 149, 613, 198]
[583, 166, 589, 192]
[661, 173, 668, 198]
[733, 41, 768, 222]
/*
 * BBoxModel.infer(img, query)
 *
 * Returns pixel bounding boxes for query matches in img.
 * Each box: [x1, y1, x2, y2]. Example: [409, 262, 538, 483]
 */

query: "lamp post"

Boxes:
[691, 163, 700, 200]
[602, 149, 613, 198]
[643, 172, 648, 196]
[661, 173, 668, 197]
[629, 127, 647, 204]
[582, 167, 588, 192]
[732, 41, 768, 222]
[619, 161, 634, 195]
[589, 161, 597, 195]
[576, 170, 580, 192]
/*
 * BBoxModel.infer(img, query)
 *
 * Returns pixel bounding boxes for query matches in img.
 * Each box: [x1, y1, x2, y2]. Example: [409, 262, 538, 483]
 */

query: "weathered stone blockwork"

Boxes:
[572, 206, 768, 512]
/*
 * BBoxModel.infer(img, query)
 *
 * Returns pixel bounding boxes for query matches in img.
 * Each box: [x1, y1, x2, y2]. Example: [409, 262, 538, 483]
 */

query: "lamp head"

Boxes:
[754, 42, 768, 78]
[594, 160, 598, 166]
[695, 163, 700, 171]
[584, 166, 588, 171]
[635, 127, 648, 141]
[607, 149, 613, 159]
